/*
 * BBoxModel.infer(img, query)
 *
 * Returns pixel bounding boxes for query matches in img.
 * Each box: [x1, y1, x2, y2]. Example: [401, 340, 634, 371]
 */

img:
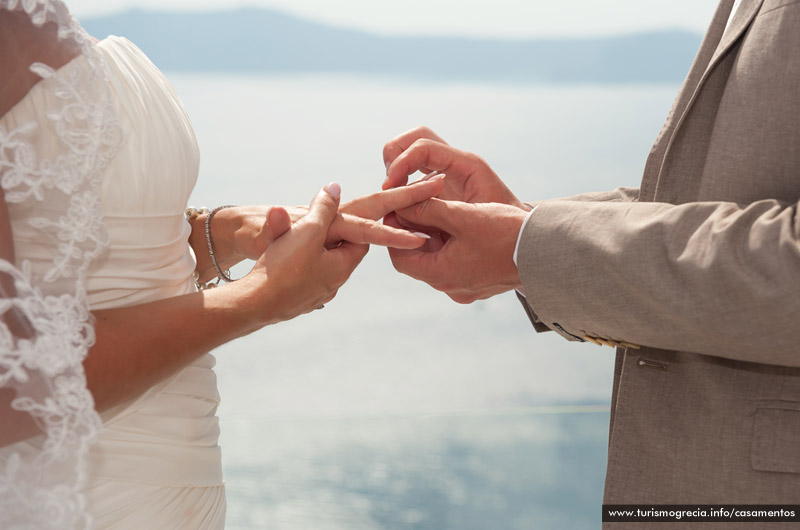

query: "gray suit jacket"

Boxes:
[516, 0, 800, 526]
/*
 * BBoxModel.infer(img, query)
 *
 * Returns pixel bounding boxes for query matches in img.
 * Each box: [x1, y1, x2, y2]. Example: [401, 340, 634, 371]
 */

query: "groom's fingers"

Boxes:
[383, 139, 451, 190]
[341, 177, 445, 220]
[383, 140, 477, 190]
[382, 126, 449, 174]
[394, 198, 461, 237]
[387, 245, 443, 288]
[385, 210, 450, 289]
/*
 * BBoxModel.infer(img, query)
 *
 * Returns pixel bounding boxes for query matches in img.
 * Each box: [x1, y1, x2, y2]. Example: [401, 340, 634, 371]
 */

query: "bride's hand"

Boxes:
[238, 183, 368, 325]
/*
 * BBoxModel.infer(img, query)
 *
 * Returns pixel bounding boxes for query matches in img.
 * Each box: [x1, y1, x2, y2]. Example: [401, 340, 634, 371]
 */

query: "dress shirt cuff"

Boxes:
[513, 205, 538, 298]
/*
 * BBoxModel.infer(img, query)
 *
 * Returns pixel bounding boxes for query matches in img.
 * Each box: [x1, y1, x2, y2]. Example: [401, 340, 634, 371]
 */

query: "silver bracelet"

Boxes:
[186, 205, 237, 290]
[206, 205, 236, 285]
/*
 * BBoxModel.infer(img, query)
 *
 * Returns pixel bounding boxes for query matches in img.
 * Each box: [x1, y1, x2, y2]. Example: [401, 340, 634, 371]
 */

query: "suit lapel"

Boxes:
[646, 0, 765, 201]
[676, 0, 765, 136]
[707, 0, 765, 73]
[638, 0, 735, 202]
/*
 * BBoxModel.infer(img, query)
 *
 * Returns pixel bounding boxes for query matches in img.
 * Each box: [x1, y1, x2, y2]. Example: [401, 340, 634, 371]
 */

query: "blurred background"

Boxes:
[73, 1, 717, 528]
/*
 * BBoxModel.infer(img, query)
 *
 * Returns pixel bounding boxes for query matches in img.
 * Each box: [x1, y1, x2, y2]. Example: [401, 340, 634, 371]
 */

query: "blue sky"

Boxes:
[68, 0, 720, 39]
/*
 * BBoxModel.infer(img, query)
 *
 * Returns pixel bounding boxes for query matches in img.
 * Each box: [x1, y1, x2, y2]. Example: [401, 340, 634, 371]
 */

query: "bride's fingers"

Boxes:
[327, 214, 430, 249]
[297, 183, 342, 248]
[249, 207, 292, 257]
[383, 211, 445, 252]
[340, 176, 445, 220]
[265, 206, 291, 240]
[325, 241, 369, 279]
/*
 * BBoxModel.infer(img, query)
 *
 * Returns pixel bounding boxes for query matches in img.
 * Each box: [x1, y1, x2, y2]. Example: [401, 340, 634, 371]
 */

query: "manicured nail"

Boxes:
[410, 171, 442, 185]
[324, 182, 341, 199]
[411, 231, 431, 239]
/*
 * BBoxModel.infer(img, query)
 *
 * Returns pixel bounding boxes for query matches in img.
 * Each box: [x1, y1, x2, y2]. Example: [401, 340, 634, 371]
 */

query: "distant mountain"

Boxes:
[80, 8, 701, 83]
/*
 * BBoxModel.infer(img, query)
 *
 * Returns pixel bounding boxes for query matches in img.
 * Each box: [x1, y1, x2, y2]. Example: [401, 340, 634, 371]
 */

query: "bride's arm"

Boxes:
[188, 177, 445, 284]
[86, 186, 361, 413]
[1, 186, 362, 446]
[88, 181, 447, 414]
[94, 182, 448, 410]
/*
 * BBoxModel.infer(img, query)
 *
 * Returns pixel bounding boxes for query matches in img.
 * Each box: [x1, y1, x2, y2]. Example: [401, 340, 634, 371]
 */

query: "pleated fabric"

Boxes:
[85, 482, 226, 530]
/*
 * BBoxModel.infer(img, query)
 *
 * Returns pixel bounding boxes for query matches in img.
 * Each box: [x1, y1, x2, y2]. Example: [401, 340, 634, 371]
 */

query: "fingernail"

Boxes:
[324, 182, 341, 199]
[411, 231, 431, 239]
[421, 170, 439, 182]
[428, 173, 445, 182]
[409, 171, 439, 185]
[385, 160, 391, 174]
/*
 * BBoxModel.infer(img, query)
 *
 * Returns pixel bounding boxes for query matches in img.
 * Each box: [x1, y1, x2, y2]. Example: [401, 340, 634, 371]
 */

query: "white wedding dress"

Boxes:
[3, 36, 226, 528]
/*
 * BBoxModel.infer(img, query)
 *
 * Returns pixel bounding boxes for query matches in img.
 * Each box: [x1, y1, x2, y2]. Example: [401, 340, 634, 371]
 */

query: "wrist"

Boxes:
[512, 205, 536, 289]
[505, 208, 529, 291]
[229, 266, 306, 330]
[188, 206, 244, 284]
[224, 273, 274, 331]
[212, 206, 246, 270]
[197, 273, 275, 338]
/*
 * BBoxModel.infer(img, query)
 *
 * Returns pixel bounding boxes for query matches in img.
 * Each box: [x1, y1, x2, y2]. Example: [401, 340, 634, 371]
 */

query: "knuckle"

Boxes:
[321, 291, 337, 305]
[448, 292, 476, 304]
[467, 151, 486, 166]
[415, 138, 436, 149]
[320, 194, 338, 209]
[308, 216, 326, 231]
[413, 198, 433, 218]
[435, 279, 453, 292]
[383, 143, 401, 162]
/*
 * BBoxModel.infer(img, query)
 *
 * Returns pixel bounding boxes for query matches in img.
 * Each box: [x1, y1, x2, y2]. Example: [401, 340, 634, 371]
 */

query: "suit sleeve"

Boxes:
[516, 186, 639, 337]
[525, 186, 640, 209]
[517, 195, 800, 367]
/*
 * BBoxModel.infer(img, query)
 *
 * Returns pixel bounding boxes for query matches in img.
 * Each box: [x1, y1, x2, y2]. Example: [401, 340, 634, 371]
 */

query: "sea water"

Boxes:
[171, 73, 678, 530]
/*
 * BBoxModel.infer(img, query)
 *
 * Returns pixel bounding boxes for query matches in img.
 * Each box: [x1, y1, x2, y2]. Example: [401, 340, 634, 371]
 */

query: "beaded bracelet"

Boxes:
[185, 204, 237, 290]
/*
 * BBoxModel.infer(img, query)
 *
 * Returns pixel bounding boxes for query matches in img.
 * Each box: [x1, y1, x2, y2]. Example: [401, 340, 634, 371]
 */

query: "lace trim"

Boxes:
[0, 1, 123, 527]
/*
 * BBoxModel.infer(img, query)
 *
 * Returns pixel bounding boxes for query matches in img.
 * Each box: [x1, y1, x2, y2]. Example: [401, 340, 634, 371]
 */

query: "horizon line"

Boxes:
[76, 5, 703, 42]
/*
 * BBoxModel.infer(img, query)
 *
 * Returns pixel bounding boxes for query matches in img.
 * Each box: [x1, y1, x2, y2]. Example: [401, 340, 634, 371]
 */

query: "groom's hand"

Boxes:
[382, 126, 526, 209]
[385, 198, 528, 304]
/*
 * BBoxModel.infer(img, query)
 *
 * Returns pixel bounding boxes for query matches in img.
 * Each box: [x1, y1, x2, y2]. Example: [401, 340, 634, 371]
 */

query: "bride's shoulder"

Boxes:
[0, 10, 82, 119]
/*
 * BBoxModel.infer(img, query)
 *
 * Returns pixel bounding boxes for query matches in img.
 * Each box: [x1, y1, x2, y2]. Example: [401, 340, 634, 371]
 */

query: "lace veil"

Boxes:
[0, 1, 121, 528]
